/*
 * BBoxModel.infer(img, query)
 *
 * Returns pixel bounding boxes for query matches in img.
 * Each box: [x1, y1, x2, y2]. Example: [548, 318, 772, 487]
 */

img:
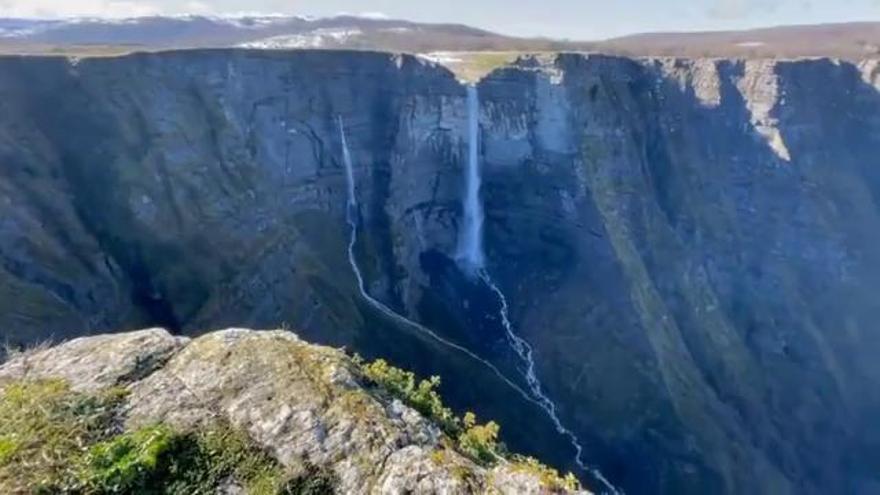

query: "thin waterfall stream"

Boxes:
[336, 116, 535, 405]
[456, 88, 621, 494]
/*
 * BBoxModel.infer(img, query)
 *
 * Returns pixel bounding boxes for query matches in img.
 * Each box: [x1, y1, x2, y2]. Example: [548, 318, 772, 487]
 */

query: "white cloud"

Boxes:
[0, 0, 220, 18]
[182, 1, 213, 15]
[707, 0, 779, 19]
[0, 0, 160, 18]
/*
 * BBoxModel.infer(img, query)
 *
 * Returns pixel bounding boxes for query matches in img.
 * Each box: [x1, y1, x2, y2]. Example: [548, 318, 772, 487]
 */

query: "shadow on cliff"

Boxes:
[473, 53, 880, 494]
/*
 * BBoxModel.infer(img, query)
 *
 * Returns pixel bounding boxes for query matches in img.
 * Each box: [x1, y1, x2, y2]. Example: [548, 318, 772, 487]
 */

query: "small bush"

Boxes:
[357, 357, 581, 490]
[360, 358, 459, 434]
[358, 359, 504, 466]
[509, 455, 581, 492]
[457, 412, 500, 465]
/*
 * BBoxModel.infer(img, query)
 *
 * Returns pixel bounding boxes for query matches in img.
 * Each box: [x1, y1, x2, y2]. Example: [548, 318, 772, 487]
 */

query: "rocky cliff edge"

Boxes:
[0, 328, 586, 494]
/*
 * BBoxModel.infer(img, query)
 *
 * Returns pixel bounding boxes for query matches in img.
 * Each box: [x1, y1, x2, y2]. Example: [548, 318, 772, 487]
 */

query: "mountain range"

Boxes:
[1, 15, 878, 59]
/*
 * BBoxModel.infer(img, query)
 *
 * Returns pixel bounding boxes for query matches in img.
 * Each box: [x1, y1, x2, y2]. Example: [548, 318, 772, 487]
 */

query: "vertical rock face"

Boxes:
[1, 50, 879, 494]
[0, 50, 464, 346]
[479, 54, 880, 494]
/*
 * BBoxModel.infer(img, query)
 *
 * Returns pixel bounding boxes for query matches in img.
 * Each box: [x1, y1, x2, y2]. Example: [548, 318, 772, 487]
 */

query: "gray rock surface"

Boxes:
[0, 328, 187, 391]
[0, 328, 585, 494]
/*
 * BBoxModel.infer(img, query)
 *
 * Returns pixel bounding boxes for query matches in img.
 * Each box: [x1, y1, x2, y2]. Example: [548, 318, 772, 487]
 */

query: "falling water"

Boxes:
[456, 85, 485, 273]
[484, 276, 621, 494]
[454, 90, 620, 493]
[336, 116, 535, 405]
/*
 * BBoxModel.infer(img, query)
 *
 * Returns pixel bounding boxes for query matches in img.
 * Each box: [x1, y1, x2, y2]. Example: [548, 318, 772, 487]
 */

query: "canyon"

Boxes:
[1, 50, 880, 493]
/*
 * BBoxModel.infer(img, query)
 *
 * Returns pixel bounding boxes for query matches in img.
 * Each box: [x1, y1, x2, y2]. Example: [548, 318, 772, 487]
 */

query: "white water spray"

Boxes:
[337, 116, 535, 405]
[456, 85, 485, 273]
[455, 90, 620, 494]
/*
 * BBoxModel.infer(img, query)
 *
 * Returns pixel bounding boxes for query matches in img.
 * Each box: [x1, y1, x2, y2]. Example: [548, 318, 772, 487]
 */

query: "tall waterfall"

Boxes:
[336, 117, 534, 405]
[456, 85, 485, 273]
[454, 91, 620, 493]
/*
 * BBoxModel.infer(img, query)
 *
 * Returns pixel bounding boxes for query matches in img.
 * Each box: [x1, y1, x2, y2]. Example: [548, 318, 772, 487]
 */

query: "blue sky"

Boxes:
[1, 0, 878, 39]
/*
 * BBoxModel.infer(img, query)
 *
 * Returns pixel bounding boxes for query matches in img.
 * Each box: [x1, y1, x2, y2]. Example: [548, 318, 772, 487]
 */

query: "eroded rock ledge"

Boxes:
[0, 328, 586, 494]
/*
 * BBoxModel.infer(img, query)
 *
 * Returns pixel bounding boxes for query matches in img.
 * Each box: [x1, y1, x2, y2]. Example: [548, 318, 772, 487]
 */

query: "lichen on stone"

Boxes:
[0, 328, 586, 494]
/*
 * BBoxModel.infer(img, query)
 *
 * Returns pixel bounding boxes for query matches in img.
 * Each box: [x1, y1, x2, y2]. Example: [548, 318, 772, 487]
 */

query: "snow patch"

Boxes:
[239, 28, 363, 49]
[418, 51, 464, 64]
[381, 27, 413, 34]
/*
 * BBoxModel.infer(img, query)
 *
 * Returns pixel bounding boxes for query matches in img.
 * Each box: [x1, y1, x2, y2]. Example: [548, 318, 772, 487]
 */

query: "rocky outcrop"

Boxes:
[2, 50, 879, 493]
[0, 328, 583, 494]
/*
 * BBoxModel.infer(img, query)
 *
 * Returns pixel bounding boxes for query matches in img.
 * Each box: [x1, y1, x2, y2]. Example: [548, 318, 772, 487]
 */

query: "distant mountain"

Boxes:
[0, 15, 586, 55]
[603, 21, 880, 59]
[0, 15, 877, 60]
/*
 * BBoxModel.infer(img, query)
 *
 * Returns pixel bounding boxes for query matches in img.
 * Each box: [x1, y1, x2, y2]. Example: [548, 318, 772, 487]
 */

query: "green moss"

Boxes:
[429, 448, 478, 484]
[0, 379, 127, 493]
[279, 465, 336, 495]
[0, 437, 19, 465]
[82, 425, 176, 492]
[152, 423, 292, 495]
[0, 378, 335, 494]
[508, 455, 581, 492]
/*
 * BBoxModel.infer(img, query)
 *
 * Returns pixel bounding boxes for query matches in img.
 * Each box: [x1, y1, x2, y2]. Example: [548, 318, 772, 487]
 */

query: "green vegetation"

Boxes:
[457, 412, 501, 465]
[508, 455, 582, 492]
[357, 357, 580, 490]
[82, 425, 176, 492]
[0, 358, 578, 493]
[360, 358, 458, 433]
[0, 379, 335, 494]
[0, 379, 127, 492]
[441, 51, 529, 82]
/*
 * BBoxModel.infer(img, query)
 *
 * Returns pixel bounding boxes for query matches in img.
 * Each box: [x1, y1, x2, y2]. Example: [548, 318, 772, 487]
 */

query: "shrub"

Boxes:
[360, 358, 458, 434]
[357, 357, 582, 489]
[509, 455, 582, 492]
[457, 412, 500, 465]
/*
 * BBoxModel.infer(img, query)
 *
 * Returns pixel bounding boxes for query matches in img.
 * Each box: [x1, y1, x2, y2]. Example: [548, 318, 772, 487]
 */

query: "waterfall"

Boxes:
[453, 90, 620, 493]
[484, 276, 621, 494]
[456, 85, 485, 273]
[336, 116, 535, 405]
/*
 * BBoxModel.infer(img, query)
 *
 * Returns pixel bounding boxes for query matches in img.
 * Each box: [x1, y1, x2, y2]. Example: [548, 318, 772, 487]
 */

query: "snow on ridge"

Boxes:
[238, 28, 364, 49]
[419, 52, 465, 64]
[736, 41, 767, 48]
[335, 12, 390, 20]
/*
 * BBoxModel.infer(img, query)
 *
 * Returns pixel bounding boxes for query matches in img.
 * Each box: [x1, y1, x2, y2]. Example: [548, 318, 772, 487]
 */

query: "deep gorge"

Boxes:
[2, 50, 879, 494]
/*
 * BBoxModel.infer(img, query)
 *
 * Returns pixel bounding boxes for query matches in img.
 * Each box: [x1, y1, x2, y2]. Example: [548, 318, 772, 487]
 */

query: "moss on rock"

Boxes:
[0, 378, 332, 494]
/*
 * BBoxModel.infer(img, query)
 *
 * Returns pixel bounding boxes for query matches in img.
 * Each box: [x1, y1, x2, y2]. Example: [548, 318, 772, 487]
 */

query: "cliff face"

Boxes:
[1, 50, 879, 494]
[0, 328, 582, 494]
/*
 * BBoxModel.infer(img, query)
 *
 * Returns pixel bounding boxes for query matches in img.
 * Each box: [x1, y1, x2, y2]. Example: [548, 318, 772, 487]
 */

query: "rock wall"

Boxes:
[0, 328, 583, 494]
[1, 50, 879, 494]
